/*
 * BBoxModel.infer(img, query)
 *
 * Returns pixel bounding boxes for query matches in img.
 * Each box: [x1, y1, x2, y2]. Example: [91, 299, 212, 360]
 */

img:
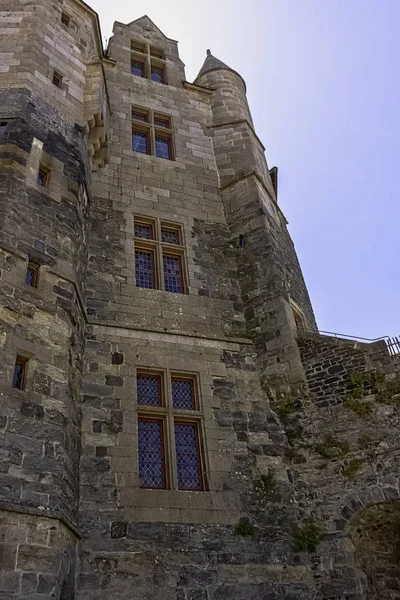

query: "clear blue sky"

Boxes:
[92, 0, 400, 339]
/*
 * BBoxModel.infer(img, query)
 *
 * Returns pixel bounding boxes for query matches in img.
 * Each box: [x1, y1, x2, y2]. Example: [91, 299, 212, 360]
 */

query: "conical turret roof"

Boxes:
[196, 49, 231, 78]
[195, 50, 246, 91]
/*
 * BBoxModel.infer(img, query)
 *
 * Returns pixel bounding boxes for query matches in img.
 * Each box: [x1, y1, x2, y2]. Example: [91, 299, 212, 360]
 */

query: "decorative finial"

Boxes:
[206, 49, 211, 56]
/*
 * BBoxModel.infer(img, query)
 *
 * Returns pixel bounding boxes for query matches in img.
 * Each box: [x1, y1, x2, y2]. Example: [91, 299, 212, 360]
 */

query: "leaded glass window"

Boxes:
[163, 254, 183, 293]
[175, 422, 202, 490]
[155, 135, 171, 160]
[172, 378, 195, 410]
[161, 227, 180, 245]
[138, 418, 165, 489]
[132, 130, 149, 154]
[137, 374, 162, 406]
[134, 222, 153, 240]
[135, 249, 155, 289]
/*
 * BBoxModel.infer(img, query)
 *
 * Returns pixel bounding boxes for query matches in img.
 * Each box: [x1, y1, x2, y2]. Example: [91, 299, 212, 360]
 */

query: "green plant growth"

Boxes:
[357, 435, 374, 449]
[344, 397, 373, 418]
[375, 380, 400, 405]
[235, 517, 255, 538]
[254, 472, 277, 500]
[274, 396, 298, 418]
[344, 459, 364, 481]
[292, 521, 321, 553]
[346, 371, 385, 400]
[315, 434, 350, 459]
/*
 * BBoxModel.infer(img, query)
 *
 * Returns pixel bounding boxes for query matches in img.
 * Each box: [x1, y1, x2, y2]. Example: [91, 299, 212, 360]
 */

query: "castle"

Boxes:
[0, 2, 399, 599]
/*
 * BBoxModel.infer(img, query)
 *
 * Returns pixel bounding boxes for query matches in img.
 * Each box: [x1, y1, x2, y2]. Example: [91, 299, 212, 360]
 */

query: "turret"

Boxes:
[195, 50, 317, 390]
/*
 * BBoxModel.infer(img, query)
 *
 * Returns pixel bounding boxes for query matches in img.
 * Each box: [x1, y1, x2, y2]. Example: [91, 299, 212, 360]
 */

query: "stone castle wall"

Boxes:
[0, 4, 399, 600]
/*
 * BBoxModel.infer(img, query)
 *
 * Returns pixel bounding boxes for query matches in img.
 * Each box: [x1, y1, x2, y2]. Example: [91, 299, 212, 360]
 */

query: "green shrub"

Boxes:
[315, 434, 350, 459]
[235, 517, 255, 538]
[254, 472, 276, 499]
[292, 521, 321, 553]
[344, 397, 372, 418]
[344, 459, 363, 481]
[357, 435, 373, 449]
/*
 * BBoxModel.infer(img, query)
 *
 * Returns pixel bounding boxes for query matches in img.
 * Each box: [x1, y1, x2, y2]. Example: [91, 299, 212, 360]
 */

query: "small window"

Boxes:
[131, 60, 145, 78]
[132, 109, 149, 123]
[132, 129, 150, 155]
[25, 262, 39, 288]
[61, 12, 70, 26]
[151, 65, 165, 84]
[154, 115, 170, 129]
[138, 418, 166, 489]
[163, 253, 184, 293]
[52, 71, 63, 88]
[135, 248, 156, 289]
[155, 135, 172, 160]
[161, 226, 180, 245]
[37, 166, 49, 187]
[13, 356, 28, 390]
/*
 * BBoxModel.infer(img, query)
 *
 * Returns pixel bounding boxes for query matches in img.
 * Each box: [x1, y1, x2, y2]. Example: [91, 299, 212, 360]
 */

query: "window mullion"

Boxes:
[145, 54, 151, 81]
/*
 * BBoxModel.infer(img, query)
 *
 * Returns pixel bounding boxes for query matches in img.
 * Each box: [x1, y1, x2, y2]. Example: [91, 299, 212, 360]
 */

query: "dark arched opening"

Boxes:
[350, 501, 400, 599]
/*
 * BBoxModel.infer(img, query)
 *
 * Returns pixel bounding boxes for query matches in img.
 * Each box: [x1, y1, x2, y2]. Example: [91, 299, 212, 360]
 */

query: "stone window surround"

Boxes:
[131, 106, 175, 160]
[136, 368, 207, 492]
[289, 298, 307, 333]
[130, 40, 167, 84]
[133, 214, 188, 293]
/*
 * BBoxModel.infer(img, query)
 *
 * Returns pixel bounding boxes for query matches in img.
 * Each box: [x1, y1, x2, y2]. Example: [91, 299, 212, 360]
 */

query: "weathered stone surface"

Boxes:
[0, 3, 399, 600]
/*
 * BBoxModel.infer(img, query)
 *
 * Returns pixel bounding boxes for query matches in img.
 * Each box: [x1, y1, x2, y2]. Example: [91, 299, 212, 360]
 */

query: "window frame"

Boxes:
[52, 70, 63, 88]
[136, 369, 206, 492]
[12, 356, 29, 390]
[37, 165, 50, 187]
[25, 261, 40, 288]
[131, 41, 167, 84]
[134, 244, 158, 290]
[133, 215, 187, 293]
[131, 106, 174, 161]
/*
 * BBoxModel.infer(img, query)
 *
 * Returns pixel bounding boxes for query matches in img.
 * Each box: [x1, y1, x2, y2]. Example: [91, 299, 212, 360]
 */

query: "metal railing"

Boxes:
[316, 330, 400, 357]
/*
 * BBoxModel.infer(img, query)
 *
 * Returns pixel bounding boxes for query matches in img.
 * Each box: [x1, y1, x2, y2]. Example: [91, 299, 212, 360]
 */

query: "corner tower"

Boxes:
[196, 51, 317, 390]
[0, 0, 109, 595]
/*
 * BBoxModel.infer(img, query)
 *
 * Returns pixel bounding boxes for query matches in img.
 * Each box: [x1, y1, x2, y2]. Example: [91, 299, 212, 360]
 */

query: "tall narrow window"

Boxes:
[37, 166, 49, 187]
[13, 356, 28, 390]
[25, 262, 39, 288]
[175, 422, 203, 491]
[135, 248, 156, 289]
[138, 418, 166, 489]
[163, 254, 184, 293]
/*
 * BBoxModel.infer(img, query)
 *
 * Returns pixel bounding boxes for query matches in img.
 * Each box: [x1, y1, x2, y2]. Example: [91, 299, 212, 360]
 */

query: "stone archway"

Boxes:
[349, 501, 400, 599]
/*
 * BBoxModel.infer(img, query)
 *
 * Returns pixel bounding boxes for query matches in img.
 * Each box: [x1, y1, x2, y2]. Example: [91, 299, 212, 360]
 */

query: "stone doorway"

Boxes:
[350, 501, 400, 599]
